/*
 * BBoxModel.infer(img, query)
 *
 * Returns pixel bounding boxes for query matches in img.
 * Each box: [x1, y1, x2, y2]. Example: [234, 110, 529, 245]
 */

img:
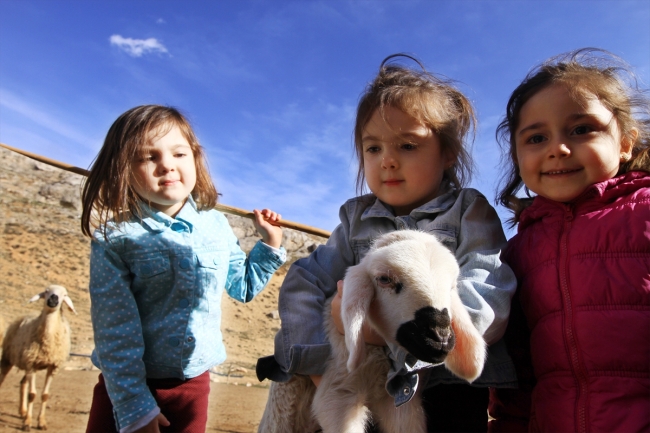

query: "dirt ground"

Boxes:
[0, 146, 306, 432]
[0, 370, 270, 433]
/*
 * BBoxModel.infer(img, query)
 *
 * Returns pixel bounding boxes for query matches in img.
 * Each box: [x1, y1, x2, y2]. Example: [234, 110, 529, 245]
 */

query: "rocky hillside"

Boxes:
[0, 145, 326, 378]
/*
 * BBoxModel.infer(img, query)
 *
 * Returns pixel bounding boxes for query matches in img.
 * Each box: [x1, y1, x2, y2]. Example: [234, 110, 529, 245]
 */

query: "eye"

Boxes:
[365, 145, 381, 154]
[376, 275, 392, 286]
[137, 154, 155, 163]
[526, 134, 546, 145]
[400, 142, 417, 151]
[572, 125, 593, 135]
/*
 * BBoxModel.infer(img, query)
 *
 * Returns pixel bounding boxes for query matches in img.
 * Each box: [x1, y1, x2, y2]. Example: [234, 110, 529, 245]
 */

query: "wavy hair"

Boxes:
[496, 48, 650, 224]
[353, 53, 476, 195]
[81, 105, 218, 238]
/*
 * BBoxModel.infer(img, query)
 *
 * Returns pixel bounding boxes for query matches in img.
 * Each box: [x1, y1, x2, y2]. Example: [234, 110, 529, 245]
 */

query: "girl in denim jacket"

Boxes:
[81, 105, 286, 433]
[257, 55, 517, 432]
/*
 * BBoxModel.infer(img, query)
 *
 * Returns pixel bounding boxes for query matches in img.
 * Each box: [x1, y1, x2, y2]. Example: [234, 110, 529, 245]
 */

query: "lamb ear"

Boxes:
[341, 264, 375, 372]
[444, 289, 486, 383]
[28, 293, 45, 303]
[63, 296, 77, 315]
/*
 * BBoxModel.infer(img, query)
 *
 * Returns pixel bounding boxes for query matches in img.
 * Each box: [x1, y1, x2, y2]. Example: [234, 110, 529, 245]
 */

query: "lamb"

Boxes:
[0, 285, 76, 431]
[258, 230, 487, 433]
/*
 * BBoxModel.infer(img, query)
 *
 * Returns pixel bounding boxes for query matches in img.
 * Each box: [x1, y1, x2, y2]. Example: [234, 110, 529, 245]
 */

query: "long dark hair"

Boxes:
[496, 48, 650, 224]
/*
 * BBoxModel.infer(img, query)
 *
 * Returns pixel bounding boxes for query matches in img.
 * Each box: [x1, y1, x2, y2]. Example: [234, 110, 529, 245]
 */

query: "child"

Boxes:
[488, 48, 650, 432]
[257, 54, 518, 432]
[81, 105, 286, 433]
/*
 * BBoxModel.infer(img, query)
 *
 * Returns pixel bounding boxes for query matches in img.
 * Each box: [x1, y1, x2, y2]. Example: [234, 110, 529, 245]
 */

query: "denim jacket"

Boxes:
[89, 197, 285, 431]
[257, 187, 517, 406]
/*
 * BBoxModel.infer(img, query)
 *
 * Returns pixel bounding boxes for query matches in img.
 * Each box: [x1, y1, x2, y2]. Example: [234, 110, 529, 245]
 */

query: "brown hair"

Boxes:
[496, 48, 650, 224]
[353, 53, 476, 195]
[81, 105, 218, 238]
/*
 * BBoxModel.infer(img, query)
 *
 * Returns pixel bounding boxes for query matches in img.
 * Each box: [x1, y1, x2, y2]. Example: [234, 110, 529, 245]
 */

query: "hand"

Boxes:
[330, 280, 386, 346]
[134, 413, 170, 433]
[330, 280, 345, 335]
[310, 375, 322, 387]
[253, 208, 283, 249]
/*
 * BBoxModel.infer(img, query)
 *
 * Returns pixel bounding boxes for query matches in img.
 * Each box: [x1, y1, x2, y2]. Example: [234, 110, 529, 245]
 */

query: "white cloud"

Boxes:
[156, 18, 166, 25]
[109, 34, 168, 57]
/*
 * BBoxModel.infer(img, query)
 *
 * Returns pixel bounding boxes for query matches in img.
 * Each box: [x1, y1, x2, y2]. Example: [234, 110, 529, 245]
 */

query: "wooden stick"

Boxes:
[0, 142, 331, 238]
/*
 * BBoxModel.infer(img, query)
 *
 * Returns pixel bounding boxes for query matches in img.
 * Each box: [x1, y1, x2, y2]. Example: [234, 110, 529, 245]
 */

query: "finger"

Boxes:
[158, 413, 171, 427]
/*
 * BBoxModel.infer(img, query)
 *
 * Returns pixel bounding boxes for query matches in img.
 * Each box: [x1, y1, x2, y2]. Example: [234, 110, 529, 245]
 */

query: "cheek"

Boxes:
[131, 169, 148, 187]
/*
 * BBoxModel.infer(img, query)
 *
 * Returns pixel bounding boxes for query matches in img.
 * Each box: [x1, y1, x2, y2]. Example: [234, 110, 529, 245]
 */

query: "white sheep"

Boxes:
[258, 230, 486, 433]
[0, 285, 76, 431]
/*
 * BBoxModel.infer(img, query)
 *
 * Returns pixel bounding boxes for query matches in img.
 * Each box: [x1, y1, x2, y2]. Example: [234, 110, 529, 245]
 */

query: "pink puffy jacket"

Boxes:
[489, 171, 650, 433]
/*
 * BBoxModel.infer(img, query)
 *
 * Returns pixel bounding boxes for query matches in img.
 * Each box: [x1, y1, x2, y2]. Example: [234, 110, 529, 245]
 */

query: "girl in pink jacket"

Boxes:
[488, 48, 650, 432]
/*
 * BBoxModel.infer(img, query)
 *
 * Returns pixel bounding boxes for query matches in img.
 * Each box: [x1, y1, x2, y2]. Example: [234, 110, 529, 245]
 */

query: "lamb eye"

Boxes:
[376, 275, 392, 285]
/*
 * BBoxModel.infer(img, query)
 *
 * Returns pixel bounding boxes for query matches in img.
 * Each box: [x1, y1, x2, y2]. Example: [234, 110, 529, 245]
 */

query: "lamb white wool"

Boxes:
[0, 285, 76, 432]
[258, 230, 486, 433]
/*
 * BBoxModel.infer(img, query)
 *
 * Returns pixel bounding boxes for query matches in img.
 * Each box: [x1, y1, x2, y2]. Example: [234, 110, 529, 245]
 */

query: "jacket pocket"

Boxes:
[426, 227, 458, 253]
[131, 256, 170, 278]
[351, 240, 371, 263]
[196, 251, 228, 312]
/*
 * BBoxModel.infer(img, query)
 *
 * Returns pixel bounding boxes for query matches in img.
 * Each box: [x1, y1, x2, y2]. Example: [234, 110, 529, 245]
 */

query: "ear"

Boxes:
[444, 289, 486, 383]
[620, 127, 638, 161]
[28, 292, 45, 303]
[341, 264, 375, 372]
[63, 295, 77, 315]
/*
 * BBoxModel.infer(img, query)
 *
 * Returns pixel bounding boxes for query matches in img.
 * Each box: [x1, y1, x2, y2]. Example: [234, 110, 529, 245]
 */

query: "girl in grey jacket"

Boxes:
[257, 54, 517, 432]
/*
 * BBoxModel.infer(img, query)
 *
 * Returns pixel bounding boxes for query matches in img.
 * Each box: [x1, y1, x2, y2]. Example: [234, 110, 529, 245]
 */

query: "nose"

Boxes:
[156, 154, 175, 174]
[381, 151, 399, 169]
[47, 294, 59, 308]
[548, 140, 571, 159]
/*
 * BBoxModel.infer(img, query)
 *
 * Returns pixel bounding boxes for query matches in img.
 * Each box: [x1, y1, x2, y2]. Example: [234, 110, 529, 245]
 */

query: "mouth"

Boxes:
[383, 179, 404, 186]
[159, 180, 179, 186]
[542, 168, 582, 176]
[395, 306, 455, 364]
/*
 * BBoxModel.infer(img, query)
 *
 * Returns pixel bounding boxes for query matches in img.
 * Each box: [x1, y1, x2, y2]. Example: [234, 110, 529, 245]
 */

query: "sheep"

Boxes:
[258, 230, 487, 433]
[0, 285, 76, 431]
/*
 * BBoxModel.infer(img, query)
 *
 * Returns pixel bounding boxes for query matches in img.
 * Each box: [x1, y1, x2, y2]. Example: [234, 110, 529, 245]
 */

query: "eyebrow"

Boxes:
[517, 113, 594, 137]
[361, 131, 425, 143]
[140, 143, 192, 151]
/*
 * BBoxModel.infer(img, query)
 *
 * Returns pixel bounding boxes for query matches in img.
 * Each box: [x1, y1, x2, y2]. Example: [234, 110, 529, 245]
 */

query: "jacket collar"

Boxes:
[519, 171, 650, 231]
[360, 183, 457, 222]
[139, 196, 198, 233]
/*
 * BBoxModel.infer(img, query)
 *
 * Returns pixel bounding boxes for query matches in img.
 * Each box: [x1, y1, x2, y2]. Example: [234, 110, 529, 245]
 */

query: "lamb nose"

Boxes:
[434, 327, 451, 345]
[47, 295, 58, 307]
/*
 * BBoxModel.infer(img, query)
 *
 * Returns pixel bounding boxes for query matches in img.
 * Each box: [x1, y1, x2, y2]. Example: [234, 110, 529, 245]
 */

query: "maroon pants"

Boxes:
[86, 371, 210, 433]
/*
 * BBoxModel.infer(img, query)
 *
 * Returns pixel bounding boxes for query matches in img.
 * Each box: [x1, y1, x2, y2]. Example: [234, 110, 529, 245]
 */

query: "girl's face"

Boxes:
[362, 106, 453, 215]
[515, 84, 633, 203]
[131, 124, 197, 217]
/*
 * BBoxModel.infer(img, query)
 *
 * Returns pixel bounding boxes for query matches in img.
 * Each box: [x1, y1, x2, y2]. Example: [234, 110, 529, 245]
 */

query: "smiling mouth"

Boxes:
[543, 168, 581, 175]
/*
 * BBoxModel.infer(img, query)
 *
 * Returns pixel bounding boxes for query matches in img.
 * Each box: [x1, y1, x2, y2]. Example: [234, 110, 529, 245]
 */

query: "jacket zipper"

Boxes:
[559, 205, 589, 432]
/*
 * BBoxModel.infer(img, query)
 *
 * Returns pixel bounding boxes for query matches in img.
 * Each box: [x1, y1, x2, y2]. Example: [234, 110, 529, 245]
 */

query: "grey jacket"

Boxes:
[257, 187, 518, 405]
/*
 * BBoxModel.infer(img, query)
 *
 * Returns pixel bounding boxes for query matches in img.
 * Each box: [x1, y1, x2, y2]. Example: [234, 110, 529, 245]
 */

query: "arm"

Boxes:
[252, 208, 283, 249]
[219, 211, 286, 303]
[273, 205, 357, 377]
[89, 238, 159, 431]
[312, 280, 385, 387]
[330, 280, 385, 346]
[454, 193, 517, 344]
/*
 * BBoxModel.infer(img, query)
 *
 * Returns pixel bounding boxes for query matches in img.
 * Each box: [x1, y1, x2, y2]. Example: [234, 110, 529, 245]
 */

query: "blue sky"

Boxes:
[1, 0, 648, 237]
